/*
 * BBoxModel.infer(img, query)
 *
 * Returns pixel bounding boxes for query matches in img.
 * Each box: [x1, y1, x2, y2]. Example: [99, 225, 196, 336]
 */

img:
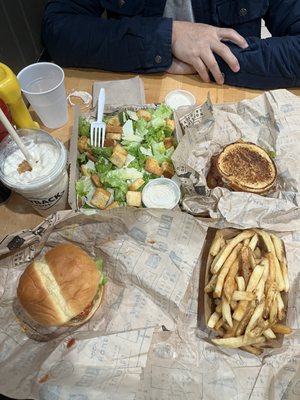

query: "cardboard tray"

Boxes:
[68, 105, 182, 211]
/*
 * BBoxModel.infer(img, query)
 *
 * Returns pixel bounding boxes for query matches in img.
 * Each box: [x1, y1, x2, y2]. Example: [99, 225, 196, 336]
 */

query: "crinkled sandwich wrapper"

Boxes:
[172, 89, 300, 231]
[0, 208, 206, 399]
[1, 209, 300, 400]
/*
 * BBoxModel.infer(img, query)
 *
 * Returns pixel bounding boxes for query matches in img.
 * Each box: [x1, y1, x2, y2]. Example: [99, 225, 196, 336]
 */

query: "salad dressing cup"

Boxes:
[142, 178, 181, 209]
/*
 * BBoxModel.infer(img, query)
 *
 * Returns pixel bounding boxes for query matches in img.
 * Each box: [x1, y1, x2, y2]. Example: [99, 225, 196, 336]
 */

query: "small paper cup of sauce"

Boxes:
[165, 90, 196, 110]
[142, 178, 181, 209]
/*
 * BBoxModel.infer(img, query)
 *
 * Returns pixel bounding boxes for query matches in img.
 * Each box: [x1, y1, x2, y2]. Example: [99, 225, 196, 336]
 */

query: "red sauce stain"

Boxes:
[38, 374, 49, 384]
[67, 338, 76, 348]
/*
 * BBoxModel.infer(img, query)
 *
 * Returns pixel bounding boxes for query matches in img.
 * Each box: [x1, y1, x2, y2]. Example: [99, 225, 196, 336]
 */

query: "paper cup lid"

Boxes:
[165, 90, 196, 110]
[142, 178, 181, 209]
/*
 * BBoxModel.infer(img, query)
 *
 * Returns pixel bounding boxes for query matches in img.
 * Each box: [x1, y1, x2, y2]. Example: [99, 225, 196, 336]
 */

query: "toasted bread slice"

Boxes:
[216, 142, 277, 194]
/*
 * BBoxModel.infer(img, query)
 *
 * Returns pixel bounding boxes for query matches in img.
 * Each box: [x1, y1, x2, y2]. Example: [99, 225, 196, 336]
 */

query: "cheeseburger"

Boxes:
[17, 243, 106, 327]
[207, 141, 277, 195]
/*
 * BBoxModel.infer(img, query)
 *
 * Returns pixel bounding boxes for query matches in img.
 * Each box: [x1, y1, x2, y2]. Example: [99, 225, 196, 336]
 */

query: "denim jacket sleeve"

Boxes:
[42, 0, 172, 73]
[214, 0, 300, 89]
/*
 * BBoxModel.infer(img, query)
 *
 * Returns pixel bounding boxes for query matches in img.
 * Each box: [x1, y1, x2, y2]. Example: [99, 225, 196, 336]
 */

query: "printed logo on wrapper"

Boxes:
[0, 129, 69, 216]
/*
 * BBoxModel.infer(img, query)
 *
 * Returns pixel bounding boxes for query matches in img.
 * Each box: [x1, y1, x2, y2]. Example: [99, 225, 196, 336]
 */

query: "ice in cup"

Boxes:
[17, 62, 68, 129]
[0, 128, 69, 216]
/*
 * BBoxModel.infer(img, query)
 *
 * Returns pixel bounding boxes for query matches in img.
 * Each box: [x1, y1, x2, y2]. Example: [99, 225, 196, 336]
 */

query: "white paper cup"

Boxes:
[0, 128, 69, 216]
[17, 62, 68, 129]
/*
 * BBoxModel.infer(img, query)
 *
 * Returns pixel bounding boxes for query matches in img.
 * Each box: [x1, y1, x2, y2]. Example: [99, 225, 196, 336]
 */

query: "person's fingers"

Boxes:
[217, 27, 248, 49]
[213, 42, 241, 73]
[200, 51, 224, 84]
[168, 58, 196, 74]
[192, 57, 211, 83]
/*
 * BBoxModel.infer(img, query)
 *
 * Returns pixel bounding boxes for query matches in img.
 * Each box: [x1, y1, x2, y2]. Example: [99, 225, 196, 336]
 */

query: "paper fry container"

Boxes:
[198, 227, 289, 354]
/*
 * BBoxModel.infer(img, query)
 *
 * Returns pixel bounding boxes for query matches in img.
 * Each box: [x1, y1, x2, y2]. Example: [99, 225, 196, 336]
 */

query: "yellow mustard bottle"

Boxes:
[0, 63, 39, 129]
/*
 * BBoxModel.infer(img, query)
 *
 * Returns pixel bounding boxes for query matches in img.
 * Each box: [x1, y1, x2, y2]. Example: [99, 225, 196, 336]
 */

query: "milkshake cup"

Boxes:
[0, 128, 69, 216]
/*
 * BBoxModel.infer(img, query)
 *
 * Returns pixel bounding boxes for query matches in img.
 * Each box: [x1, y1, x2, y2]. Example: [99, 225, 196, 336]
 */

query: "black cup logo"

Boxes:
[28, 190, 65, 210]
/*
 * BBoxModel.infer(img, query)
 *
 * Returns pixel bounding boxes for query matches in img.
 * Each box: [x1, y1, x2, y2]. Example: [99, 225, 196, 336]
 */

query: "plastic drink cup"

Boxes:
[17, 63, 68, 129]
[0, 128, 69, 216]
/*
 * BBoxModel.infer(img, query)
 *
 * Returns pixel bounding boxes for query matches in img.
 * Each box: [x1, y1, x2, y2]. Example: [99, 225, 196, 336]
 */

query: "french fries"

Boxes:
[205, 228, 292, 354]
[272, 323, 293, 335]
[211, 334, 266, 348]
[213, 243, 243, 298]
[207, 311, 221, 329]
[209, 230, 224, 257]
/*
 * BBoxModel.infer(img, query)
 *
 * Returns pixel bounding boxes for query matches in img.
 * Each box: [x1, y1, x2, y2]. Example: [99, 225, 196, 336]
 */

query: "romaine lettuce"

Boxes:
[91, 146, 113, 160]
[151, 142, 175, 164]
[75, 176, 95, 197]
[78, 116, 91, 137]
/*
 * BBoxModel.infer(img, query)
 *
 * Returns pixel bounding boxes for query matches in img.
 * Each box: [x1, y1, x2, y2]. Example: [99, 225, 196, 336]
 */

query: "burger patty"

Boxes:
[70, 285, 101, 323]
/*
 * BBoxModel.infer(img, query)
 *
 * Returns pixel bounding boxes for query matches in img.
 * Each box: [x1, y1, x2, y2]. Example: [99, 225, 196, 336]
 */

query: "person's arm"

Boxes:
[215, 0, 300, 89]
[216, 36, 300, 89]
[42, 0, 173, 72]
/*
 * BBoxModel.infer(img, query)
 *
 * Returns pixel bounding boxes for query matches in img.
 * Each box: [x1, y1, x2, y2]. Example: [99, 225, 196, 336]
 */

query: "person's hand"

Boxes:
[167, 57, 196, 75]
[171, 21, 248, 84]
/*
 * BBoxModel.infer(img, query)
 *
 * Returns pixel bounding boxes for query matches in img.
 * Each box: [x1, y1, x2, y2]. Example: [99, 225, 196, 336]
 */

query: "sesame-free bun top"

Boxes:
[17, 243, 101, 326]
[216, 142, 277, 194]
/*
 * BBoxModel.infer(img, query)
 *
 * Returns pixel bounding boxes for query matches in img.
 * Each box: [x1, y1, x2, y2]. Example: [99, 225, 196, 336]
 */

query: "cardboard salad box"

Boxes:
[68, 104, 183, 211]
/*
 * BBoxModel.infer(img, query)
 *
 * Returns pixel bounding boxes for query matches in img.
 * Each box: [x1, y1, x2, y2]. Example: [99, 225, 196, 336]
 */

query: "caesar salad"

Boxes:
[75, 104, 178, 209]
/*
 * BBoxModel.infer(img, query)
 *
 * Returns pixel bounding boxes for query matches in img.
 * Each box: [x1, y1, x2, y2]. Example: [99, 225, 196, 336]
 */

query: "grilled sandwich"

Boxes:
[207, 142, 277, 195]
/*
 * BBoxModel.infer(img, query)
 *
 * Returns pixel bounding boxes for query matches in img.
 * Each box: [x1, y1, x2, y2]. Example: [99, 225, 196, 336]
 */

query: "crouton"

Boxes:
[113, 143, 128, 156]
[87, 153, 97, 163]
[91, 188, 111, 209]
[163, 137, 174, 149]
[107, 115, 121, 127]
[109, 144, 128, 168]
[106, 126, 123, 134]
[128, 178, 145, 191]
[165, 118, 175, 131]
[105, 201, 120, 210]
[109, 151, 127, 168]
[145, 158, 163, 176]
[137, 109, 152, 122]
[104, 138, 116, 147]
[106, 132, 122, 141]
[161, 162, 175, 178]
[91, 174, 102, 187]
[78, 136, 90, 153]
[126, 191, 142, 207]
[80, 164, 91, 177]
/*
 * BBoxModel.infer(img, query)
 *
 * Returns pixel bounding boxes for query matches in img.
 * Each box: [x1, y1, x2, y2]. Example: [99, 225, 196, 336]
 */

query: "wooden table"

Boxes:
[1, 68, 300, 237]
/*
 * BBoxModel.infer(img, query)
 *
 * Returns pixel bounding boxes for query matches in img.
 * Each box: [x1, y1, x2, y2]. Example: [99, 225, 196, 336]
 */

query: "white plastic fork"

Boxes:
[90, 88, 106, 147]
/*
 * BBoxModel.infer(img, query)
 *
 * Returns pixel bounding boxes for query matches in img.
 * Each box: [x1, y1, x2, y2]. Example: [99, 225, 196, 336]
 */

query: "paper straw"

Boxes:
[0, 108, 34, 168]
